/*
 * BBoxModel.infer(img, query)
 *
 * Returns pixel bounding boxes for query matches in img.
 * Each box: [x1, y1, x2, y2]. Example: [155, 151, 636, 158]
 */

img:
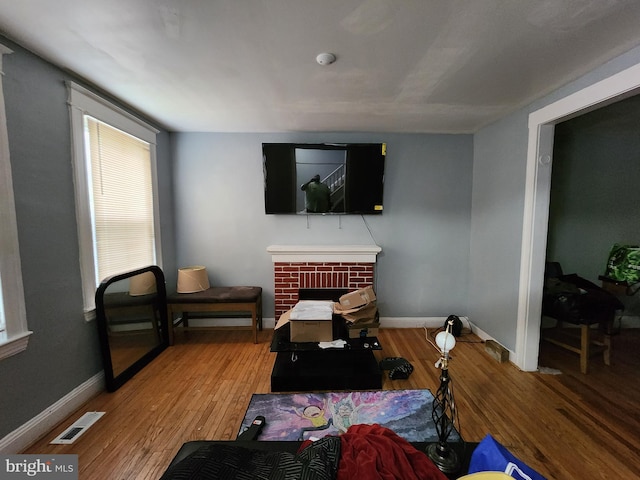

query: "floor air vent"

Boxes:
[50, 411, 105, 444]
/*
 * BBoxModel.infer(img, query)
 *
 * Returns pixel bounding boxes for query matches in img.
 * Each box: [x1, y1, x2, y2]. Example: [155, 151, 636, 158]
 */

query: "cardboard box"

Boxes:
[291, 319, 333, 342]
[275, 300, 334, 343]
[338, 301, 379, 324]
[347, 321, 380, 339]
[485, 340, 509, 363]
[338, 286, 376, 310]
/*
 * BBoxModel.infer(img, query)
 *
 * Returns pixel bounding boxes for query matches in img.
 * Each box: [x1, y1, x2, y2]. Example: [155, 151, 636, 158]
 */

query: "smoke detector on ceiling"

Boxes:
[316, 53, 336, 66]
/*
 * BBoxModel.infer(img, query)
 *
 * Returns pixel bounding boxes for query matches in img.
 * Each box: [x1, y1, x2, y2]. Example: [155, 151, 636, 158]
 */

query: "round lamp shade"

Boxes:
[177, 266, 210, 293]
[129, 271, 157, 296]
[435, 330, 456, 353]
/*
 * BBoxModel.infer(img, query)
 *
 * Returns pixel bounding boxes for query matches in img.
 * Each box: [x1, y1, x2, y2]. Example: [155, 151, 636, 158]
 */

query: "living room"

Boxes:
[1, 2, 640, 478]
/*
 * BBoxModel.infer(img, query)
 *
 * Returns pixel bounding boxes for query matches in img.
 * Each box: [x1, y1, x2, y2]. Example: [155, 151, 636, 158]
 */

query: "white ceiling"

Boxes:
[1, 0, 640, 133]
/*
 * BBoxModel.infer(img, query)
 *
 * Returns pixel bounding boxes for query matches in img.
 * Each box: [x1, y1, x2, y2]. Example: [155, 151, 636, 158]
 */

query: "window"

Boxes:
[0, 43, 31, 360]
[85, 116, 157, 280]
[68, 82, 161, 318]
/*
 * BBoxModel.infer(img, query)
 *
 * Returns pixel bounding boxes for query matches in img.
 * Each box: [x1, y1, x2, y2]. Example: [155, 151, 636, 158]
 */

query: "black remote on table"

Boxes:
[237, 416, 266, 441]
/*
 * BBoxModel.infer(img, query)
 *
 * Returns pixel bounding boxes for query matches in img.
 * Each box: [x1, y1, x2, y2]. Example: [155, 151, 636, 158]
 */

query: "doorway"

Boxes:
[515, 63, 640, 372]
[546, 95, 640, 280]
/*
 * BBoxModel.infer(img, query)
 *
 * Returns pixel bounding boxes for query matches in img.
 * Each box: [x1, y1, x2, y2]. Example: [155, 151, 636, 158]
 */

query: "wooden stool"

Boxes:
[167, 286, 262, 344]
[542, 319, 613, 374]
[542, 265, 624, 374]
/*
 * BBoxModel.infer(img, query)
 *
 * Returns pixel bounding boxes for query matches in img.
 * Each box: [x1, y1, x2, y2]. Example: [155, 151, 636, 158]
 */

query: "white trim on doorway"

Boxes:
[516, 62, 640, 371]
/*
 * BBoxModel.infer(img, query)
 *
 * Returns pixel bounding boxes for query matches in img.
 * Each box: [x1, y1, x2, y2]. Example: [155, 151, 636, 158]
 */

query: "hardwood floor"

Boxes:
[24, 327, 640, 479]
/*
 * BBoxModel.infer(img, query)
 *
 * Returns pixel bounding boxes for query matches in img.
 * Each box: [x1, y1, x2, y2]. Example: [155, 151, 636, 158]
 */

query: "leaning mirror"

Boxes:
[95, 265, 169, 392]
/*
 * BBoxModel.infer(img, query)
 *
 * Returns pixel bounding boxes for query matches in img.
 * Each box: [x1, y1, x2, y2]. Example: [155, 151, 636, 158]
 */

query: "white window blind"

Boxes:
[86, 117, 156, 284]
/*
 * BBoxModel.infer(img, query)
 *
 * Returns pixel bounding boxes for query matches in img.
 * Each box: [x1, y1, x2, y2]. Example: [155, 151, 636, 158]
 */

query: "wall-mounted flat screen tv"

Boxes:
[263, 143, 385, 215]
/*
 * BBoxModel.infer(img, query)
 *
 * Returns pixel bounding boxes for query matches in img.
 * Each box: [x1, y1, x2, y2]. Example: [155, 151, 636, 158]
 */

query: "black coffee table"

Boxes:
[270, 316, 383, 392]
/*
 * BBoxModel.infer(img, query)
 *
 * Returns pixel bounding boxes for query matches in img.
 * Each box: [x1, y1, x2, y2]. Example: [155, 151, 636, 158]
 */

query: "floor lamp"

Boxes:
[426, 318, 461, 474]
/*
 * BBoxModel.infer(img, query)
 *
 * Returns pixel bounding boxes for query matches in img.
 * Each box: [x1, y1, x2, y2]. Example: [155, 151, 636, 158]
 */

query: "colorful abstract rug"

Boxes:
[238, 389, 460, 443]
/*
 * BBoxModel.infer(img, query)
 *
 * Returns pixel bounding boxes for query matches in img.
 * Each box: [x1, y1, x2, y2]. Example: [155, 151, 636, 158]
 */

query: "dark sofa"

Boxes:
[160, 424, 477, 479]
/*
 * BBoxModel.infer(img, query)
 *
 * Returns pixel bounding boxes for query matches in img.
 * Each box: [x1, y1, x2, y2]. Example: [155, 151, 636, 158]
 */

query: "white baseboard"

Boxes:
[0, 371, 105, 453]
[379, 316, 462, 329]
[263, 316, 469, 330]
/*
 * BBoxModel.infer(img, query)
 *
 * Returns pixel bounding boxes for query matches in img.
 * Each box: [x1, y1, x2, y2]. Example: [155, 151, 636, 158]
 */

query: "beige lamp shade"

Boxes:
[177, 266, 210, 293]
[129, 271, 157, 296]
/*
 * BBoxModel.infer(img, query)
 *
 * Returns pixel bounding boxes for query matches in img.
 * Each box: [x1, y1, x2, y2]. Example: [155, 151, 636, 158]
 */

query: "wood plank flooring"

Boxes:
[23, 327, 640, 479]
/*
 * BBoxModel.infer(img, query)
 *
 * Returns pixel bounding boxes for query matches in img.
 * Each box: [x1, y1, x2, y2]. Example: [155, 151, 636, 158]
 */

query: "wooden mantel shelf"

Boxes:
[266, 245, 382, 263]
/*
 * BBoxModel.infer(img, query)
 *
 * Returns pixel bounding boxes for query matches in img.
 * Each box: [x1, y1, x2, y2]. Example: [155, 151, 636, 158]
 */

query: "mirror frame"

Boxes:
[95, 265, 169, 392]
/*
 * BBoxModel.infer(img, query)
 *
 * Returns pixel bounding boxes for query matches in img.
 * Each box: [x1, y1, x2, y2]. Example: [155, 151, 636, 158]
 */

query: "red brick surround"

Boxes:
[267, 245, 381, 318]
[274, 262, 374, 317]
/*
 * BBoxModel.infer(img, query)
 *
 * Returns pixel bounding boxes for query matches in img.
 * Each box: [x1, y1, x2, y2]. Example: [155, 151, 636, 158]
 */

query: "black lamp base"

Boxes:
[426, 442, 460, 474]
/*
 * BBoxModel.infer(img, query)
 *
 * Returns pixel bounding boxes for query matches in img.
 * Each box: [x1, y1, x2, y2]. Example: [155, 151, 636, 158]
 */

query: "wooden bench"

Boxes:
[167, 286, 262, 344]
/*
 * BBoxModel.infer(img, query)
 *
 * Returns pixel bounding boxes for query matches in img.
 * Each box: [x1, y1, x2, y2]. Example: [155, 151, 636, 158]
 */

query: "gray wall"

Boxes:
[0, 38, 175, 439]
[547, 95, 640, 280]
[469, 115, 530, 350]
[171, 133, 473, 319]
[469, 44, 640, 352]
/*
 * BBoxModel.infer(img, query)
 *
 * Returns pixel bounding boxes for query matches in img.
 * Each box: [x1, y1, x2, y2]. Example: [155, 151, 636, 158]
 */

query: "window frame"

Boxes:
[67, 81, 162, 320]
[0, 43, 32, 360]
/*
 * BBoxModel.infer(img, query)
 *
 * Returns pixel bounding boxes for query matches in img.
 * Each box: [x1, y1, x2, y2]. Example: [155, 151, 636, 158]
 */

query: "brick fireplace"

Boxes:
[267, 245, 382, 318]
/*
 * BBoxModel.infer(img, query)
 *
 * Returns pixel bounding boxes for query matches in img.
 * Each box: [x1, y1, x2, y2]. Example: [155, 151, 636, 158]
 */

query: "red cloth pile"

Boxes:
[305, 423, 449, 480]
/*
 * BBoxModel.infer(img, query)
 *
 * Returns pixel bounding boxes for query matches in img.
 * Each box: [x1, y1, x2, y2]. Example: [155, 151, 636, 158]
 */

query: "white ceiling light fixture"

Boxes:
[316, 52, 336, 66]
